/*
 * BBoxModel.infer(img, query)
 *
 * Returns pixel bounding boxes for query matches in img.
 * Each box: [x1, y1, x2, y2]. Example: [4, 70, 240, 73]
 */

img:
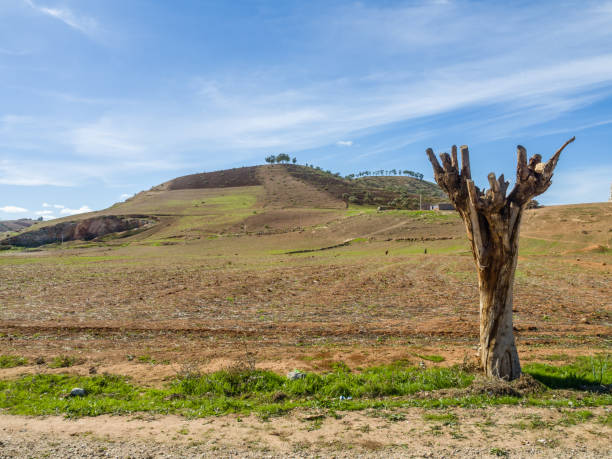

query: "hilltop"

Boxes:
[159, 164, 446, 207]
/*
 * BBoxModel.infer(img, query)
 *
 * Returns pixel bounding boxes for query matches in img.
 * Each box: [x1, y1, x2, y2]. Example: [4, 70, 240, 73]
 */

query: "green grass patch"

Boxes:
[414, 354, 445, 363]
[599, 412, 612, 427]
[523, 354, 611, 388]
[136, 355, 169, 365]
[47, 355, 83, 369]
[560, 409, 594, 425]
[0, 255, 123, 266]
[0, 363, 473, 418]
[490, 447, 509, 457]
[541, 354, 570, 362]
[0, 355, 28, 368]
[423, 412, 458, 425]
[1, 360, 610, 419]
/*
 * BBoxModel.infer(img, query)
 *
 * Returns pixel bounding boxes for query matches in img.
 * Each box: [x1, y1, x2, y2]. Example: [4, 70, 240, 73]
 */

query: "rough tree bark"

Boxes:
[426, 137, 575, 380]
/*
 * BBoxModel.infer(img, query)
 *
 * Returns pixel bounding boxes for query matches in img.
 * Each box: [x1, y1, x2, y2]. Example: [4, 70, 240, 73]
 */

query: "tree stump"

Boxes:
[426, 137, 575, 380]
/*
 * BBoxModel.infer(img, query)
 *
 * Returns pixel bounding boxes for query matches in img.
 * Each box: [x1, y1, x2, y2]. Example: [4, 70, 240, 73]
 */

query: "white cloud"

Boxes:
[59, 205, 92, 216]
[71, 119, 145, 157]
[0, 206, 28, 213]
[35, 210, 54, 215]
[23, 0, 99, 36]
[42, 202, 51, 207]
[53, 204, 64, 209]
[120, 193, 132, 200]
[336, 140, 353, 147]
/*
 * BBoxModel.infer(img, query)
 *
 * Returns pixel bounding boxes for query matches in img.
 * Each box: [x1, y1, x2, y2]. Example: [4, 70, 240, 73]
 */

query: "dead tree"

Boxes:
[426, 137, 575, 380]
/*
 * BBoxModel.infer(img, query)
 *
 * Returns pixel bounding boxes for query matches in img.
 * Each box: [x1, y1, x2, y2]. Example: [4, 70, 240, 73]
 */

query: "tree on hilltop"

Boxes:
[265, 155, 276, 164]
[426, 137, 575, 380]
[276, 153, 291, 163]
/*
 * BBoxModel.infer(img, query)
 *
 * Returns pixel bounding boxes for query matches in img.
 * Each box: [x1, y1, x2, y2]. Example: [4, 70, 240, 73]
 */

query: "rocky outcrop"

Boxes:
[0, 216, 155, 248]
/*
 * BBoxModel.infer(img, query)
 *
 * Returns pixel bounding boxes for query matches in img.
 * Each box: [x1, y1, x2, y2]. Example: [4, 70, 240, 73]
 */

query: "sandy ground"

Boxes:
[0, 406, 610, 458]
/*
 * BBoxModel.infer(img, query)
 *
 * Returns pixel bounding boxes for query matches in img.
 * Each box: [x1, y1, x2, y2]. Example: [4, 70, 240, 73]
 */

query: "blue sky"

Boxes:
[1, 0, 612, 220]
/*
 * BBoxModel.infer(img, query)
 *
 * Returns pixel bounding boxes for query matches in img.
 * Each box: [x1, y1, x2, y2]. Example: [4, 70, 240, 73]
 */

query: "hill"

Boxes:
[3, 164, 609, 251]
[160, 164, 447, 207]
[0, 218, 38, 233]
[0, 164, 448, 247]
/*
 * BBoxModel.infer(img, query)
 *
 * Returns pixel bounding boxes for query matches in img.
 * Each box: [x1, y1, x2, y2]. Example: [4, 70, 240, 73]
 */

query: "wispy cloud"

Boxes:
[60, 205, 92, 215]
[0, 206, 28, 213]
[35, 210, 53, 216]
[23, 0, 99, 36]
[3, 1, 612, 206]
[0, 159, 75, 186]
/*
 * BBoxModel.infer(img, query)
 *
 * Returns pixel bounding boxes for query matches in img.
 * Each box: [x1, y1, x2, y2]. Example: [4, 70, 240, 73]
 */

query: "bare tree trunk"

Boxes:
[477, 225, 521, 379]
[427, 138, 574, 380]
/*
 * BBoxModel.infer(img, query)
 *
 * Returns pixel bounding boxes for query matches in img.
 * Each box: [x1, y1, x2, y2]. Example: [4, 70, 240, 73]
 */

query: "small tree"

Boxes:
[265, 155, 276, 164]
[426, 137, 575, 380]
[292, 157, 297, 164]
[277, 153, 291, 163]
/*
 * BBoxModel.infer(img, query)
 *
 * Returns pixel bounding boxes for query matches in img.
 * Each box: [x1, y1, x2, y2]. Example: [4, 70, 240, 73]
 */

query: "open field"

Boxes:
[0, 171, 610, 456]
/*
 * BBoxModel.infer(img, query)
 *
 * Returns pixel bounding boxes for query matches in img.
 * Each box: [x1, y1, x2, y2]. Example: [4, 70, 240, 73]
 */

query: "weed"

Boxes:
[542, 354, 570, 361]
[597, 412, 612, 427]
[423, 412, 458, 425]
[490, 447, 509, 457]
[414, 354, 445, 363]
[48, 355, 83, 369]
[386, 412, 406, 422]
[560, 410, 594, 426]
[0, 355, 28, 368]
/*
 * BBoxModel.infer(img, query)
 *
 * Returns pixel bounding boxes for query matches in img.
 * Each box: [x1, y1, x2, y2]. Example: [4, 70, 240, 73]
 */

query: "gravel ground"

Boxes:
[1, 434, 610, 459]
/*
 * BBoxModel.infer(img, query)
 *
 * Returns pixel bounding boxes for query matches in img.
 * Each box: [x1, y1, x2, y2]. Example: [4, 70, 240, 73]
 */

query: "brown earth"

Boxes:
[1, 406, 610, 458]
[162, 166, 261, 190]
[0, 204, 609, 380]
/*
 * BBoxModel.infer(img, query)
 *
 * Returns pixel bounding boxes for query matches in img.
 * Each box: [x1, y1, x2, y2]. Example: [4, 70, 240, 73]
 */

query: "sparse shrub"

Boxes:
[0, 355, 28, 368]
[48, 355, 83, 368]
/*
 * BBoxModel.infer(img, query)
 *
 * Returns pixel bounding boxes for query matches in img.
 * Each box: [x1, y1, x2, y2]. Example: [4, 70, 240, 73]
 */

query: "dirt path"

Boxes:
[0, 406, 609, 458]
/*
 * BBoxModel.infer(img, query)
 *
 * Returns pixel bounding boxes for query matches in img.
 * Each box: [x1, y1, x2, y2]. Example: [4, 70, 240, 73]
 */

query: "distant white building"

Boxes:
[430, 203, 455, 211]
[609, 183, 612, 202]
